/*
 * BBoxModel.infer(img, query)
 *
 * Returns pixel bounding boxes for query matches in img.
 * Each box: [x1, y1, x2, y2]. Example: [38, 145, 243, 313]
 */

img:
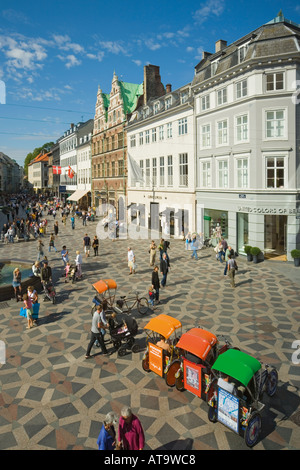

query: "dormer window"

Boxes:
[165, 97, 172, 110]
[180, 91, 189, 104]
[154, 102, 160, 115]
[238, 43, 249, 63]
[211, 60, 219, 76]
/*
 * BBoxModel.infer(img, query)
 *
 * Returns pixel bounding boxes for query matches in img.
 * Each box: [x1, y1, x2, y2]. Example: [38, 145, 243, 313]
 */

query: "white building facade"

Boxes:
[127, 84, 196, 238]
[193, 12, 300, 260]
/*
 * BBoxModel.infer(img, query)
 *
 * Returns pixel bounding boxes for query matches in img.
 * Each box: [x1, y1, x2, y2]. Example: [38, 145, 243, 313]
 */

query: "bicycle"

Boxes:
[114, 291, 149, 316]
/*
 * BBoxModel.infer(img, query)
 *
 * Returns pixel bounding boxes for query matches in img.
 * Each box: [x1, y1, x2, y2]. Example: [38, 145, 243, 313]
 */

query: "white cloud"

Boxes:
[144, 39, 161, 51]
[86, 51, 105, 62]
[99, 41, 127, 55]
[57, 54, 82, 68]
[193, 0, 225, 24]
[132, 59, 142, 66]
[52, 34, 85, 54]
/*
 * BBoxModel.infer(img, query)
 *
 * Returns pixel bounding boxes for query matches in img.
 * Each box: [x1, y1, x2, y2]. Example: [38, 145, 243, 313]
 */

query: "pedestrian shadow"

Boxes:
[37, 309, 72, 325]
[236, 279, 253, 287]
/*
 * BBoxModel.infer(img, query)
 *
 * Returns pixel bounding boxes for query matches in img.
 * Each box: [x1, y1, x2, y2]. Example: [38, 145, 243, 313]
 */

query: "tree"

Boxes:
[24, 141, 54, 175]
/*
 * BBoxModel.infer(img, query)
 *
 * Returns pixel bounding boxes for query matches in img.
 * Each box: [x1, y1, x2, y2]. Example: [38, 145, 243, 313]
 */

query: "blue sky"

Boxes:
[0, 0, 300, 166]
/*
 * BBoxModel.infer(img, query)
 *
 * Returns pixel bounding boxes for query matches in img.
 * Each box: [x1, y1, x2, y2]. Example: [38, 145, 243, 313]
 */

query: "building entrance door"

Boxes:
[264, 215, 287, 257]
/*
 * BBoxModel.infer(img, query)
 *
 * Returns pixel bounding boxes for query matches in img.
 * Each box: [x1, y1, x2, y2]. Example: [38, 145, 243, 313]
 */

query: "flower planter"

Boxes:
[294, 258, 300, 267]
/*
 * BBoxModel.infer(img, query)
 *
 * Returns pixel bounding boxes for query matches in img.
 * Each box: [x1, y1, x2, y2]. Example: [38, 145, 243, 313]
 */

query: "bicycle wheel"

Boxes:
[137, 298, 149, 315]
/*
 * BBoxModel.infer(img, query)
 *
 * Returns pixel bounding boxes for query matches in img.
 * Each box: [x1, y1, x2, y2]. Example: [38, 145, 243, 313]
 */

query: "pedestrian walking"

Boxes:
[149, 240, 157, 267]
[37, 239, 44, 261]
[23, 293, 34, 329]
[118, 407, 145, 451]
[97, 412, 118, 450]
[61, 245, 69, 266]
[127, 247, 136, 275]
[191, 235, 199, 260]
[83, 233, 91, 257]
[224, 245, 232, 276]
[151, 265, 160, 304]
[160, 252, 170, 288]
[71, 215, 75, 230]
[85, 304, 109, 358]
[48, 233, 57, 252]
[227, 254, 238, 288]
[54, 221, 59, 236]
[75, 250, 82, 279]
[12, 268, 22, 302]
[92, 235, 99, 256]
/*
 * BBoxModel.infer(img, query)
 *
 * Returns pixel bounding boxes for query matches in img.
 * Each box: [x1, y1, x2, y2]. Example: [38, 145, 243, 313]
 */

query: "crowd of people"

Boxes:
[1, 192, 239, 450]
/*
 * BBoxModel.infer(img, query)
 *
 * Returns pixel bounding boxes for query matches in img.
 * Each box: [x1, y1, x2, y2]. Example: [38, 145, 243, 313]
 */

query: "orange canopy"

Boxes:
[176, 328, 217, 360]
[92, 279, 117, 294]
[144, 314, 182, 339]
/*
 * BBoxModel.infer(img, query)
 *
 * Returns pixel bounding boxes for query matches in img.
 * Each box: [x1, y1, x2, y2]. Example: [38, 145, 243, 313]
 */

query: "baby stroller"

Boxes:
[108, 313, 140, 356]
[67, 265, 77, 284]
[42, 281, 56, 304]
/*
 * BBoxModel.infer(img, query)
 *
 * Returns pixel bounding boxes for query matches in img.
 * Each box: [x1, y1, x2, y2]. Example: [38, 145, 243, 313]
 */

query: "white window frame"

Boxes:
[236, 79, 247, 99]
[265, 72, 285, 92]
[200, 123, 211, 149]
[139, 160, 144, 187]
[264, 108, 287, 140]
[165, 97, 172, 110]
[159, 156, 165, 187]
[152, 127, 157, 143]
[139, 132, 144, 146]
[201, 94, 210, 111]
[235, 113, 249, 143]
[217, 87, 227, 106]
[167, 155, 173, 187]
[178, 117, 188, 136]
[216, 119, 228, 146]
[130, 134, 136, 148]
[200, 158, 212, 188]
[216, 157, 229, 189]
[152, 158, 157, 186]
[167, 122, 172, 139]
[154, 102, 160, 115]
[234, 155, 249, 189]
[238, 43, 249, 63]
[179, 153, 188, 187]
[159, 125, 164, 141]
[145, 130, 150, 144]
[264, 153, 288, 189]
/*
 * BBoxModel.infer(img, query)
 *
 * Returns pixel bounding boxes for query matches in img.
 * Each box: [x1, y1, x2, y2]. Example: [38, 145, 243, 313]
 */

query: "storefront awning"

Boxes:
[67, 189, 90, 202]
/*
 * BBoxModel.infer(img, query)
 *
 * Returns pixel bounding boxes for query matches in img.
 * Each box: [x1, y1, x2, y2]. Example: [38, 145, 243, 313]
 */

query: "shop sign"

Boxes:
[238, 206, 299, 215]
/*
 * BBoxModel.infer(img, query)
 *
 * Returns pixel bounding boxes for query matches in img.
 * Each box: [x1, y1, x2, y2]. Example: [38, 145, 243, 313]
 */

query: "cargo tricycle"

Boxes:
[207, 348, 278, 447]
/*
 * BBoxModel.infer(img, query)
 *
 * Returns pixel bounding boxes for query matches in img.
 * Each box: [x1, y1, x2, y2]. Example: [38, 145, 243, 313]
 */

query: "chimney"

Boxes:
[202, 51, 212, 60]
[166, 84, 172, 93]
[143, 64, 165, 104]
[215, 40, 227, 53]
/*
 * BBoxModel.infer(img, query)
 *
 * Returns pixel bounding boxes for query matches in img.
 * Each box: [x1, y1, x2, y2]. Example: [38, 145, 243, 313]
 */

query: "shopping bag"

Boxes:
[20, 307, 27, 318]
[32, 303, 40, 319]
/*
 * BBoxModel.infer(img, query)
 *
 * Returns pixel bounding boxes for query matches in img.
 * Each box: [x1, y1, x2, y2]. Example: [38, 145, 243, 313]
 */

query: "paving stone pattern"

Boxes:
[0, 213, 300, 450]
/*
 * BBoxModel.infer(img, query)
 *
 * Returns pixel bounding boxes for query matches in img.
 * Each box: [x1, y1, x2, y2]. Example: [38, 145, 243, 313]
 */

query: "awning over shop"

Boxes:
[67, 189, 90, 202]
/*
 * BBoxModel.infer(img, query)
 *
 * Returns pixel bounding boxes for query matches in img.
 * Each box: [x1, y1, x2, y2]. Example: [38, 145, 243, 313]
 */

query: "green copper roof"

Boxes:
[266, 10, 300, 28]
[119, 81, 143, 115]
[212, 349, 261, 387]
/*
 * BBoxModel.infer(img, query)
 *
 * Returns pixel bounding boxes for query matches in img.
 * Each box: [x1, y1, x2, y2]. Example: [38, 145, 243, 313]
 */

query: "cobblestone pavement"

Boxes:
[0, 213, 299, 451]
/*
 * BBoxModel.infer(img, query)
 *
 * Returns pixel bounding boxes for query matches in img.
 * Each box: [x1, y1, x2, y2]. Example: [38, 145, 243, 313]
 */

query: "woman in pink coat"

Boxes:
[118, 407, 145, 450]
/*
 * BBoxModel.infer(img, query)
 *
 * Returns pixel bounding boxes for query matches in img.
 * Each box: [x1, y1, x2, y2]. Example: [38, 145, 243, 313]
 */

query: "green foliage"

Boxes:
[244, 245, 252, 254]
[250, 247, 261, 256]
[291, 249, 300, 258]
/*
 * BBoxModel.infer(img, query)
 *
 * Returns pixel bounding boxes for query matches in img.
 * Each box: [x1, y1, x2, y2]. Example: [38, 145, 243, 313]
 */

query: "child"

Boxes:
[23, 293, 34, 329]
[148, 286, 155, 307]
[64, 262, 71, 282]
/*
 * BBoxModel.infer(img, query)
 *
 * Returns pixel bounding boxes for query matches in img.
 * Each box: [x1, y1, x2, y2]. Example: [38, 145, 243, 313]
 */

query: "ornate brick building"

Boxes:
[92, 65, 165, 218]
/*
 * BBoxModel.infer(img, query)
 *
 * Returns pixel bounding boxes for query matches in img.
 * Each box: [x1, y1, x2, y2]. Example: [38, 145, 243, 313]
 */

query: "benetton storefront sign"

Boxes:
[237, 206, 299, 215]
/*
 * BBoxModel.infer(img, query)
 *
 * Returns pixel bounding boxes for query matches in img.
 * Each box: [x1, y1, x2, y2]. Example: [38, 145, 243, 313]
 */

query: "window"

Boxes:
[118, 160, 124, 176]
[167, 155, 173, 186]
[165, 97, 172, 110]
[181, 91, 189, 104]
[217, 88, 227, 106]
[218, 160, 229, 188]
[211, 60, 219, 76]
[139, 132, 144, 146]
[238, 44, 249, 63]
[152, 158, 157, 186]
[159, 125, 164, 141]
[236, 158, 248, 188]
[236, 114, 248, 142]
[167, 122, 172, 139]
[139, 160, 144, 187]
[178, 117, 187, 136]
[265, 110, 285, 139]
[111, 161, 115, 177]
[201, 94, 210, 111]
[236, 79, 247, 99]
[159, 157, 164, 186]
[152, 128, 157, 143]
[179, 153, 188, 186]
[130, 134, 136, 147]
[201, 124, 211, 148]
[145, 159, 150, 186]
[266, 72, 284, 91]
[266, 157, 285, 188]
[154, 102, 159, 115]
[201, 161, 211, 188]
[217, 120, 228, 145]
[145, 130, 150, 144]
